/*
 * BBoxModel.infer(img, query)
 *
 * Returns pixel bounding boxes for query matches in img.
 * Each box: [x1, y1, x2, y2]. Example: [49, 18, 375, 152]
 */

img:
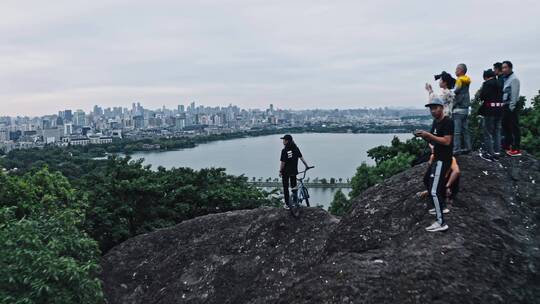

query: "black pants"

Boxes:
[423, 160, 451, 225]
[282, 175, 297, 205]
[502, 106, 521, 150]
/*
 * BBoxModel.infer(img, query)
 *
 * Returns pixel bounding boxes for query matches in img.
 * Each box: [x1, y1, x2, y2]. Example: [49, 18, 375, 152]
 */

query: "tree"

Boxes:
[328, 189, 350, 216]
[521, 91, 540, 157]
[350, 153, 416, 199]
[349, 163, 379, 198]
[367, 136, 425, 165]
[330, 177, 336, 184]
[0, 169, 103, 303]
[81, 156, 277, 253]
[468, 91, 485, 150]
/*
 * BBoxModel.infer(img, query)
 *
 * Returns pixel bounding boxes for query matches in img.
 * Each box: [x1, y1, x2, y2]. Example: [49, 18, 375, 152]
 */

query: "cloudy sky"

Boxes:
[2, 0, 539, 116]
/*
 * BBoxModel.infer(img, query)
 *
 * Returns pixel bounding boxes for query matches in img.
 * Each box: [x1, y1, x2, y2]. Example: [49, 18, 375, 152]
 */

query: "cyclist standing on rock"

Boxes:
[279, 134, 310, 208]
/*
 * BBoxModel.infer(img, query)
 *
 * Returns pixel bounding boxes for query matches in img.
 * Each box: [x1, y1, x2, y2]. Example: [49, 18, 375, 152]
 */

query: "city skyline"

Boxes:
[0, 98, 429, 153]
[0, 100, 426, 119]
[2, 1, 540, 116]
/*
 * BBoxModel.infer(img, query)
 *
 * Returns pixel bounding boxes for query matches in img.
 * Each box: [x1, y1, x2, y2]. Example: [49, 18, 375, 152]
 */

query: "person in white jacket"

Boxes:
[425, 71, 456, 117]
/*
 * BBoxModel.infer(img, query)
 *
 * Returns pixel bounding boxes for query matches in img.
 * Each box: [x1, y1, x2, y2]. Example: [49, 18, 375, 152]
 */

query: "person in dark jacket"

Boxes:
[493, 62, 505, 89]
[478, 69, 503, 161]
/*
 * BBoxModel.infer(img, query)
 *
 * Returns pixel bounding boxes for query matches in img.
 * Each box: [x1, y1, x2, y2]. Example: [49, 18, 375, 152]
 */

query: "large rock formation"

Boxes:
[101, 154, 540, 303]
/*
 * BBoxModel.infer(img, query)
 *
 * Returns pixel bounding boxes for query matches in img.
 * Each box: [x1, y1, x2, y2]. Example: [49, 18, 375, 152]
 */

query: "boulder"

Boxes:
[101, 154, 540, 303]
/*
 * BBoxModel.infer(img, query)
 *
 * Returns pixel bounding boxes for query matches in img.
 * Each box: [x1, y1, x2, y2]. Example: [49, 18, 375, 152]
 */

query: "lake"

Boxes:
[131, 133, 410, 209]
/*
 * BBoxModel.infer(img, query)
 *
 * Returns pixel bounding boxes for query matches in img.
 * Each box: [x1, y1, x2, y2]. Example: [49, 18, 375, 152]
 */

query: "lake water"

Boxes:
[131, 133, 410, 209]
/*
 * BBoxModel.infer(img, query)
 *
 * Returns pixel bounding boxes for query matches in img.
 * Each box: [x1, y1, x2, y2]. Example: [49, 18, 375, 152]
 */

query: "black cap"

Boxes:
[280, 134, 293, 141]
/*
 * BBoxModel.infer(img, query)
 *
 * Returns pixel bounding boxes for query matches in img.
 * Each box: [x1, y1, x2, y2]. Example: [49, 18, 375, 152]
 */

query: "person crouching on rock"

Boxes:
[414, 98, 454, 232]
[279, 134, 310, 208]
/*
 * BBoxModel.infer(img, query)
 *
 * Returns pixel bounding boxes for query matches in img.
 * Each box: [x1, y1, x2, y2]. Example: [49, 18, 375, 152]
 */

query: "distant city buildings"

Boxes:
[0, 102, 429, 153]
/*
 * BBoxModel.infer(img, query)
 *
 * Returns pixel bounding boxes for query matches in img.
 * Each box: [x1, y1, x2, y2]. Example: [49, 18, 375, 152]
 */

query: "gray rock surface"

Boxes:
[101, 154, 540, 303]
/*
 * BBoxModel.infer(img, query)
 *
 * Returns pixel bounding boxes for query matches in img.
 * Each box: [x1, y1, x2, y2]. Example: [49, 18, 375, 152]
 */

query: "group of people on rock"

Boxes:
[416, 61, 522, 232]
[276, 61, 522, 233]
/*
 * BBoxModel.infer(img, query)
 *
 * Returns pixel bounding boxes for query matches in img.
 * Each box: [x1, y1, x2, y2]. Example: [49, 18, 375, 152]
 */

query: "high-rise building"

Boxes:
[63, 110, 73, 122]
[74, 110, 86, 127]
[93, 105, 103, 116]
[113, 107, 123, 117]
[42, 119, 52, 129]
[178, 105, 185, 113]
[175, 113, 186, 130]
[133, 116, 144, 129]
[0, 129, 8, 141]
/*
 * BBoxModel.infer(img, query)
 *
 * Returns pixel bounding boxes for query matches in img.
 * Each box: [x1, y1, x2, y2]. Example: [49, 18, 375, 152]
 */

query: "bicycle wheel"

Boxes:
[289, 191, 301, 218]
[303, 188, 310, 207]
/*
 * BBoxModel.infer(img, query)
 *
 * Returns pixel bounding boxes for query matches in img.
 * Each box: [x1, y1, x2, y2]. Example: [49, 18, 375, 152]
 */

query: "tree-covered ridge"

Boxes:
[0, 148, 278, 302]
[80, 156, 278, 252]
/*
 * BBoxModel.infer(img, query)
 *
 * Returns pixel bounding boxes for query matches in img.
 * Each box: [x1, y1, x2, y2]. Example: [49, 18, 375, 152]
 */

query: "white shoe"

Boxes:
[429, 208, 450, 215]
[425, 221, 449, 232]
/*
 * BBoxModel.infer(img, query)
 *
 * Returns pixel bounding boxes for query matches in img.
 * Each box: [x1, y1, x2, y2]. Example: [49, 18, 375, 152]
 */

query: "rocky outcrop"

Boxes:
[101, 154, 540, 304]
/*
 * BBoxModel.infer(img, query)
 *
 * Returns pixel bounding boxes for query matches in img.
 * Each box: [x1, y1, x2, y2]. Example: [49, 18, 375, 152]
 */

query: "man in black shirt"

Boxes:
[415, 98, 454, 232]
[279, 135, 310, 208]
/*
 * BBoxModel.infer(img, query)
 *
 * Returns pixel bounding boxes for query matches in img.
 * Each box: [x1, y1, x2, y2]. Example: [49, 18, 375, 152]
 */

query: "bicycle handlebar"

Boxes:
[297, 166, 315, 176]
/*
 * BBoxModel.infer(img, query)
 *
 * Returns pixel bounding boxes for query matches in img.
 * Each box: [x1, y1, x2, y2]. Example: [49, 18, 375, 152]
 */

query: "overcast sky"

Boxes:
[2, 0, 540, 116]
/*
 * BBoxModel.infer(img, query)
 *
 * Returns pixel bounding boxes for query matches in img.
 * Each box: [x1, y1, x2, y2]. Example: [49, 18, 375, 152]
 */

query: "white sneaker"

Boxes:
[425, 222, 449, 232]
[429, 208, 450, 215]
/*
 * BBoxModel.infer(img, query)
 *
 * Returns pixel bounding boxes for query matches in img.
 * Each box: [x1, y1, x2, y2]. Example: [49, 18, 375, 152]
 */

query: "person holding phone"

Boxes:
[414, 98, 454, 232]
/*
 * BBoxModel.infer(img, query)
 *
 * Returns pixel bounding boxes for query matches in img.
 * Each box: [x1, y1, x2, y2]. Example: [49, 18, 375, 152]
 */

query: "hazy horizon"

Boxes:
[2, 0, 540, 116]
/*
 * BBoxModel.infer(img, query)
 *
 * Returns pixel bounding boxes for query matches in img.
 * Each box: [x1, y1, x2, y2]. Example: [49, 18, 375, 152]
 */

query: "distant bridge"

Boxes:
[248, 181, 351, 188]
